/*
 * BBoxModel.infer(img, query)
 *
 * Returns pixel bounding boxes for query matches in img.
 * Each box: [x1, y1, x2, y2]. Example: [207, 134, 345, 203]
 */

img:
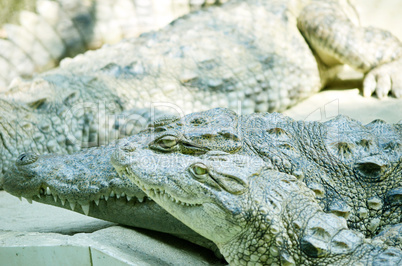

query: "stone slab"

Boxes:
[0, 191, 224, 266]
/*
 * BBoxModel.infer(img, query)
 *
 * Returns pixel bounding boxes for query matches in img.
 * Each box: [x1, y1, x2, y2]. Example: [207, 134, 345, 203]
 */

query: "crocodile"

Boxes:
[111, 108, 402, 238]
[1, 0, 402, 190]
[4, 108, 401, 254]
[0, 0, 226, 89]
[112, 147, 402, 265]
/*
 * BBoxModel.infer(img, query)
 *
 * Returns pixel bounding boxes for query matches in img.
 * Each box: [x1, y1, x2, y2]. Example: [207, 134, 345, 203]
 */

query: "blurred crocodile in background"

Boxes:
[4, 108, 401, 263]
[1, 0, 402, 191]
[0, 0, 227, 89]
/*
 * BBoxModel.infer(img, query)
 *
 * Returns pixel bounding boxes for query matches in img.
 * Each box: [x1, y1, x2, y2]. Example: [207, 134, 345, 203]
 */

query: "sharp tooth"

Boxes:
[116, 194, 120, 199]
[100, 195, 104, 199]
[37, 194, 41, 199]
[46, 187, 51, 195]
[61, 198, 66, 206]
[69, 201, 76, 210]
[138, 197, 144, 203]
[105, 195, 109, 201]
[126, 195, 132, 201]
[110, 191, 115, 197]
[53, 195, 58, 202]
[81, 204, 90, 215]
[94, 199, 100, 206]
[121, 192, 126, 197]
[26, 198, 32, 204]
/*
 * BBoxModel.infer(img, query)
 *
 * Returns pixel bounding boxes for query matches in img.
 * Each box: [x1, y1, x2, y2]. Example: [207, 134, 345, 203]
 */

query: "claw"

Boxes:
[363, 73, 376, 97]
[375, 74, 391, 99]
[391, 87, 402, 98]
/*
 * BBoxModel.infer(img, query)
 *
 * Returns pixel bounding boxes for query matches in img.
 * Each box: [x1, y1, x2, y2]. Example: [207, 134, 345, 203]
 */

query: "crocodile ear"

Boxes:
[209, 171, 248, 195]
[27, 97, 47, 109]
[63, 91, 80, 106]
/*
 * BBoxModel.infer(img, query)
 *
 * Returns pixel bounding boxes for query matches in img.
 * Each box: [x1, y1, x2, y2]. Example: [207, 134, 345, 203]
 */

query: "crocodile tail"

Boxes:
[0, 0, 225, 91]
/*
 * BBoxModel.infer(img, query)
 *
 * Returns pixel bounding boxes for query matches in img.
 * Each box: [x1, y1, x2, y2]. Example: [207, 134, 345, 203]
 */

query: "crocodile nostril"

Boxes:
[355, 156, 388, 182]
[121, 142, 136, 152]
[16, 152, 39, 166]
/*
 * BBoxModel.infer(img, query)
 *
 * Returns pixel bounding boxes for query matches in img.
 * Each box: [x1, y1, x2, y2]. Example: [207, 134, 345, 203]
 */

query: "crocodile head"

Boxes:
[3, 108, 241, 207]
[3, 137, 209, 238]
[112, 147, 269, 260]
[111, 143, 402, 265]
[2, 107, 244, 241]
[142, 107, 243, 155]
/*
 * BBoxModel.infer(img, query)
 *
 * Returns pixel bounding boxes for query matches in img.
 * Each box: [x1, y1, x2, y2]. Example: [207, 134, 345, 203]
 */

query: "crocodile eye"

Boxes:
[155, 135, 178, 149]
[190, 163, 209, 179]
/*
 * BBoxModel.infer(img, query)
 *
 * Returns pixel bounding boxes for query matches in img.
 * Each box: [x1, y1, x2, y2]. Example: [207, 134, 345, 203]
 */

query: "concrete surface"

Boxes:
[0, 192, 224, 266]
[284, 87, 401, 123]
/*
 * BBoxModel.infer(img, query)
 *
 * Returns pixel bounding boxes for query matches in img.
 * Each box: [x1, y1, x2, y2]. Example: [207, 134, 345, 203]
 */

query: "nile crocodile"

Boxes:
[1, 0, 402, 189]
[4, 108, 401, 256]
[0, 0, 225, 89]
[112, 148, 402, 265]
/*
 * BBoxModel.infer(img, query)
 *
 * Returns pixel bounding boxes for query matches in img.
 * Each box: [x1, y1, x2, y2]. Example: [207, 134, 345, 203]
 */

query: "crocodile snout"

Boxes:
[111, 142, 137, 170]
[16, 152, 38, 166]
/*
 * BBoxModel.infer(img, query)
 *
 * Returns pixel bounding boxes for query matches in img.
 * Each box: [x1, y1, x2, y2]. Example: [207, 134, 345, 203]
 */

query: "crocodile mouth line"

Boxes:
[17, 185, 151, 216]
[123, 168, 202, 208]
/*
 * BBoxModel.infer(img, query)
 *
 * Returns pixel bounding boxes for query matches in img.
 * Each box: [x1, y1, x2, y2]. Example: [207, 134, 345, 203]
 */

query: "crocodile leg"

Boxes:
[297, 0, 402, 98]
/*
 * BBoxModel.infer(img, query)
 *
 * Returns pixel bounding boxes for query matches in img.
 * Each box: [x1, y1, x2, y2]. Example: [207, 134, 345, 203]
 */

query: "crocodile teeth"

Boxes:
[81, 204, 90, 216]
[53, 195, 58, 202]
[138, 197, 144, 203]
[116, 193, 120, 199]
[46, 187, 51, 195]
[126, 196, 132, 202]
[61, 198, 66, 206]
[94, 199, 100, 206]
[121, 192, 126, 197]
[110, 191, 115, 197]
[69, 201, 76, 210]
[25, 197, 32, 204]
[105, 195, 109, 201]
[37, 194, 41, 199]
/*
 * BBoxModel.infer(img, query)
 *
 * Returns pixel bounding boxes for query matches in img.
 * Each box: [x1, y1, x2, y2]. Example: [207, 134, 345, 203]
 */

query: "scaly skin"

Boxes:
[112, 150, 402, 265]
[0, 97, 168, 187]
[4, 108, 401, 257]
[0, 0, 226, 89]
[1, 0, 402, 187]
